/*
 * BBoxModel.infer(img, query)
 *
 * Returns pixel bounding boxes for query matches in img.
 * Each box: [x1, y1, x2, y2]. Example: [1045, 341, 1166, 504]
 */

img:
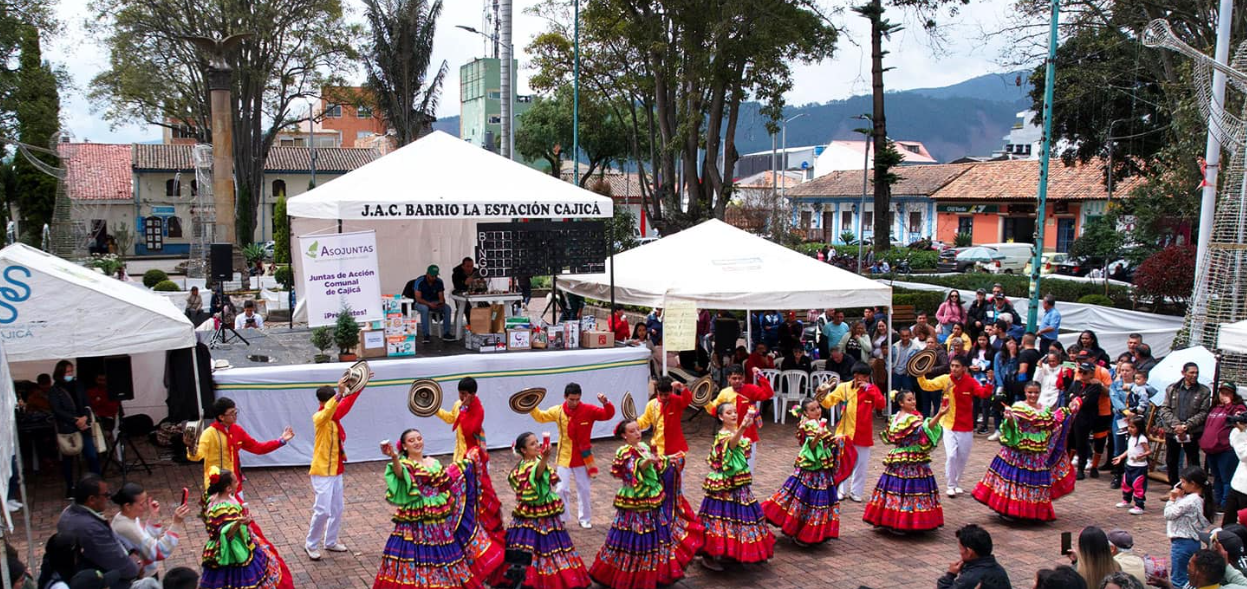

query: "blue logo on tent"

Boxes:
[0, 265, 32, 324]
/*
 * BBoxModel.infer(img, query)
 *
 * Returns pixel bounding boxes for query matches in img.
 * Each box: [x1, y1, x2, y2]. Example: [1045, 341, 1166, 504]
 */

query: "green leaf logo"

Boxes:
[306, 241, 318, 258]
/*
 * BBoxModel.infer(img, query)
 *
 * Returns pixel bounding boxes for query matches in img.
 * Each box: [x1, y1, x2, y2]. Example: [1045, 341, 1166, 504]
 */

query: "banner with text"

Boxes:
[298, 231, 383, 327]
[662, 299, 697, 351]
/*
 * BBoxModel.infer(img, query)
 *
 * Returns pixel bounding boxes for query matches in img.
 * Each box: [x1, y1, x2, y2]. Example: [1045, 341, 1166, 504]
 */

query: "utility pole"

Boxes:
[1027, 1, 1059, 328]
[573, 0, 581, 186]
[500, 0, 513, 159]
[1195, 0, 1235, 284]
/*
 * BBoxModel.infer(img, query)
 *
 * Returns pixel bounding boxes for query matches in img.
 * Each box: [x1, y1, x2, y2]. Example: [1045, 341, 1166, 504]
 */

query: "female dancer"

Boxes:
[698, 403, 775, 569]
[199, 468, 284, 589]
[374, 429, 502, 589]
[499, 432, 590, 589]
[590, 420, 701, 588]
[762, 398, 856, 546]
[862, 390, 948, 534]
[1047, 374, 1081, 501]
[972, 381, 1081, 521]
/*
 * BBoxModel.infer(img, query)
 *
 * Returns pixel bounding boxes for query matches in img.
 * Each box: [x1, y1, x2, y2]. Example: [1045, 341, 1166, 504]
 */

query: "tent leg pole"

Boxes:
[887, 305, 893, 418]
[11, 420, 34, 576]
[0, 530, 11, 589]
[746, 310, 752, 351]
[192, 345, 205, 422]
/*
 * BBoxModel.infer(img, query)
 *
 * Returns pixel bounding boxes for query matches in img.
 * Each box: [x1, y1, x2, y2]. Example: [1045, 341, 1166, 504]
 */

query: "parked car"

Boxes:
[975, 242, 1034, 274]
[937, 247, 974, 273]
[1023, 252, 1070, 276]
[261, 240, 275, 260]
[1054, 255, 1105, 277]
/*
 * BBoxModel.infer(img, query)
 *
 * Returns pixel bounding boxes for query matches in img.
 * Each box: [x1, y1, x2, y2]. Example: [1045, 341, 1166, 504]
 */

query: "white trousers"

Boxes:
[556, 465, 593, 525]
[846, 445, 872, 498]
[306, 474, 344, 549]
[943, 430, 973, 489]
[748, 442, 760, 472]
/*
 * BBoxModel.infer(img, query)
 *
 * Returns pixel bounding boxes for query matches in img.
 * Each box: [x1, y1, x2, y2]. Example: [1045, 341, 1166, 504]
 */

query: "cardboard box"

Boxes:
[469, 307, 492, 334]
[383, 296, 404, 315]
[387, 335, 416, 357]
[359, 329, 387, 359]
[507, 328, 532, 351]
[581, 330, 614, 349]
[489, 304, 506, 333]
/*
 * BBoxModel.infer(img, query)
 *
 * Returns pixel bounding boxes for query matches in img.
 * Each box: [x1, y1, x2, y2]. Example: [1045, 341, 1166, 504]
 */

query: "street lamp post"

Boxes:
[1027, 0, 1060, 328]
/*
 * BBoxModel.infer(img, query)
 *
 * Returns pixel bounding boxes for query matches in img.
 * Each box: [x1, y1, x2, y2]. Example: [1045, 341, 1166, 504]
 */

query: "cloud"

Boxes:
[46, 0, 1018, 144]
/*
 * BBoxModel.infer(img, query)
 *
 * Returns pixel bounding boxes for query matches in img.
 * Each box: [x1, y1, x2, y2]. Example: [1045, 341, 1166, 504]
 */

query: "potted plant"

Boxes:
[310, 326, 333, 363]
[334, 306, 361, 362]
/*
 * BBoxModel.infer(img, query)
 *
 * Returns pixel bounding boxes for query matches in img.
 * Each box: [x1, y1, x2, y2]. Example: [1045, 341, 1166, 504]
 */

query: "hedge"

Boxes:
[899, 274, 1134, 309]
[1077, 294, 1116, 307]
[142, 268, 168, 288]
[152, 280, 181, 292]
[892, 288, 947, 317]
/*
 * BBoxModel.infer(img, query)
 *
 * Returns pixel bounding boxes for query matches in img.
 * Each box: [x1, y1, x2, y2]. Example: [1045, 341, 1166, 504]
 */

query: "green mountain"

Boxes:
[434, 71, 1033, 163]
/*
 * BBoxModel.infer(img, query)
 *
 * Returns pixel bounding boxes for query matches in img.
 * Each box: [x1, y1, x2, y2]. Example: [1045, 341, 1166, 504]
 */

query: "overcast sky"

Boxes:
[47, 0, 1018, 145]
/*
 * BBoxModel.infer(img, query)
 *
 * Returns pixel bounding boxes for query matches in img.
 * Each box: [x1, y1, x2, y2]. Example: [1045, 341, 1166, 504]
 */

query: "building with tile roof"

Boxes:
[560, 170, 657, 238]
[929, 158, 1146, 252]
[58, 143, 135, 255]
[786, 164, 971, 244]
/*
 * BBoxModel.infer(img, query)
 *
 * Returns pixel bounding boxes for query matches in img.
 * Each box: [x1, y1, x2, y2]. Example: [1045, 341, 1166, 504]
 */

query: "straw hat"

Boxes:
[509, 387, 547, 413]
[407, 379, 443, 418]
[690, 376, 717, 408]
[343, 360, 371, 396]
[906, 349, 938, 377]
[621, 392, 637, 420]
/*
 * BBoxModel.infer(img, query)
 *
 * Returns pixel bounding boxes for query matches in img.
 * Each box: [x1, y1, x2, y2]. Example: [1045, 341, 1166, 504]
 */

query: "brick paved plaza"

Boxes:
[10, 412, 1173, 588]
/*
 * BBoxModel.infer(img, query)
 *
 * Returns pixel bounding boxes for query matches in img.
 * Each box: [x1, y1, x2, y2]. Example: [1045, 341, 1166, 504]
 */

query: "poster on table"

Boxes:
[297, 231, 384, 327]
[662, 299, 697, 351]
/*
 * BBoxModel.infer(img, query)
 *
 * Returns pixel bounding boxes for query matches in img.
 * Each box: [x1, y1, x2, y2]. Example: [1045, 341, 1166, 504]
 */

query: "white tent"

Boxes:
[287, 131, 614, 297]
[558, 219, 893, 309]
[0, 244, 195, 360]
[1221, 320, 1247, 354]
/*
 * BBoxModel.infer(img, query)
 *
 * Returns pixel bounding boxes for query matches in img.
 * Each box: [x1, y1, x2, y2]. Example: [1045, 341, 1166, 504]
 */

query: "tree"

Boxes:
[527, 0, 837, 235]
[273, 195, 290, 264]
[87, 0, 361, 246]
[11, 26, 60, 245]
[1069, 214, 1125, 261]
[361, 0, 447, 147]
[0, 0, 57, 139]
[515, 85, 629, 184]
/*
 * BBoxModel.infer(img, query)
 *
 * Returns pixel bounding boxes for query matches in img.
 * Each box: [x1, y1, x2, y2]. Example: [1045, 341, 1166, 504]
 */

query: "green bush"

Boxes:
[1077, 294, 1116, 307]
[273, 265, 294, 290]
[795, 242, 825, 256]
[879, 247, 939, 270]
[899, 274, 1134, 308]
[334, 306, 361, 354]
[152, 280, 180, 292]
[530, 275, 552, 289]
[892, 287, 947, 317]
[142, 268, 168, 288]
[310, 326, 334, 353]
[954, 232, 973, 247]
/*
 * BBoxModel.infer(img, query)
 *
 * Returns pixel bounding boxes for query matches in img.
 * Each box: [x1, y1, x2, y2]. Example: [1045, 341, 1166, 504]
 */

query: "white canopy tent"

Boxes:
[0, 244, 199, 578]
[1221, 320, 1247, 354]
[558, 219, 892, 309]
[286, 131, 613, 311]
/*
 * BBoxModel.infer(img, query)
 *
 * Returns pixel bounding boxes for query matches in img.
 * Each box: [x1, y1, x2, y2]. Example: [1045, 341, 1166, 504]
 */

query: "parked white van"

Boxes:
[976, 242, 1035, 274]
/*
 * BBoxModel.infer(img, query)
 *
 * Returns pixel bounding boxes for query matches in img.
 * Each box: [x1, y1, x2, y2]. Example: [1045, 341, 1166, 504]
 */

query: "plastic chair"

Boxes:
[758, 368, 780, 388]
[775, 370, 810, 424]
[810, 371, 841, 424]
[812, 359, 827, 372]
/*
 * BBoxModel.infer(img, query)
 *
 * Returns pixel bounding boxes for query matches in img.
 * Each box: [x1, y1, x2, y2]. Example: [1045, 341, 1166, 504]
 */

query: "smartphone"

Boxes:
[1060, 531, 1072, 555]
[180, 487, 189, 507]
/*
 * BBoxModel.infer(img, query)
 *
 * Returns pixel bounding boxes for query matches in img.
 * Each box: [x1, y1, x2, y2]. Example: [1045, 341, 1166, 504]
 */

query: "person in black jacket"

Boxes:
[937, 524, 1011, 589]
[1066, 362, 1107, 480]
[48, 360, 100, 498]
[966, 289, 990, 340]
[55, 475, 140, 582]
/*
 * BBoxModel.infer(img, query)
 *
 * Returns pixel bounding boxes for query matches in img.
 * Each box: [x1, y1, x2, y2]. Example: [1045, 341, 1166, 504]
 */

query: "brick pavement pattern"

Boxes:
[10, 412, 1171, 588]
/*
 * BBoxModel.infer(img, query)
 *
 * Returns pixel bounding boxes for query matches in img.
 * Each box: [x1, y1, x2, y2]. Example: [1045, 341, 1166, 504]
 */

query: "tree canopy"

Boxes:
[362, 0, 447, 147]
[12, 26, 61, 245]
[515, 85, 629, 184]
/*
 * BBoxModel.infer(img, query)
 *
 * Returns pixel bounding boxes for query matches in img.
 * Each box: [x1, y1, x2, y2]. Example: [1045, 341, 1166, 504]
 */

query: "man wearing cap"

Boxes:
[305, 375, 363, 561]
[403, 265, 453, 344]
[967, 289, 990, 340]
[919, 356, 993, 497]
[1158, 362, 1213, 486]
[1107, 529, 1147, 584]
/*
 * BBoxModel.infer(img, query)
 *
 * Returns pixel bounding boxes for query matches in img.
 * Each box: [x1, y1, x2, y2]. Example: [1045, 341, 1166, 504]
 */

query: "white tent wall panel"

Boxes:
[8, 351, 170, 423]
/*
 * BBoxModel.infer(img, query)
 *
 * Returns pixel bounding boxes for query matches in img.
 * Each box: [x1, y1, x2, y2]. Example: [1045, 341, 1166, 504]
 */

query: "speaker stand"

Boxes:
[209, 325, 250, 348]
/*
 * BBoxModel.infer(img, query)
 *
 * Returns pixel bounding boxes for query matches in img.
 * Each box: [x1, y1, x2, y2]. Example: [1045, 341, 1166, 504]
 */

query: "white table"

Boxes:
[450, 292, 524, 339]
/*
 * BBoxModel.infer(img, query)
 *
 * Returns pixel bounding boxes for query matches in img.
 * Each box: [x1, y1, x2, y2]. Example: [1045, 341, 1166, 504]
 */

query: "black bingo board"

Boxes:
[475, 221, 607, 278]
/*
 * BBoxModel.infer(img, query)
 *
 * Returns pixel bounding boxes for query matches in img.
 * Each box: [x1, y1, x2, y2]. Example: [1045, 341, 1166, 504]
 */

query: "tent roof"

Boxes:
[286, 131, 613, 220]
[1222, 319, 1247, 354]
[0, 244, 194, 362]
[558, 219, 892, 309]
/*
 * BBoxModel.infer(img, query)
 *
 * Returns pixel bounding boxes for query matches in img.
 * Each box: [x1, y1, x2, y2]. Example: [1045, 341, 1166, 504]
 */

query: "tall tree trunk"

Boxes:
[869, 0, 891, 253]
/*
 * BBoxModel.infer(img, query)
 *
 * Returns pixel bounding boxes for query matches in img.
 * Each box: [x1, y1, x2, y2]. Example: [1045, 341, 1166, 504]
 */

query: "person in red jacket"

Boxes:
[607, 306, 630, 342]
[529, 383, 617, 528]
[708, 365, 775, 471]
[637, 376, 693, 456]
[918, 356, 994, 497]
[820, 362, 886, 502]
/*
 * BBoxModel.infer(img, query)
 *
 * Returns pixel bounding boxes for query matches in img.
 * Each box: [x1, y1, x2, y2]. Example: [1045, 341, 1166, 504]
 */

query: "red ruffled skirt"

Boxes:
[698, 484, 775, 563]
[971, 446, 1056, 521]
[762, 468, 840, 544]
[862, 461, 944, 532]
[1050, 451, 1075, 500]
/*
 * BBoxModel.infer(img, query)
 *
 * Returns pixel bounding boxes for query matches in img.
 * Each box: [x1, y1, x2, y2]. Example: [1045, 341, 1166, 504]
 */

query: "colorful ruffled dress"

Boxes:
[496, 458, 590, 589]
[972, 402, 1072, 521]
[698, 432, 775, 563]
[373, 453, 503, 589]
[199, 499, 284, 589]
[1047, 400, 1080, 501]
[761, 418, 857, 545]
[590, 443, 702, 589]
[862, 412, 944, 533]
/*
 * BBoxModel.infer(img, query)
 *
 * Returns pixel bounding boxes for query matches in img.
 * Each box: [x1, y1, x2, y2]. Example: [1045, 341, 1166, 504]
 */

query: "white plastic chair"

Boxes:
[812, 359, 827, 372]
[775, 370, 810, 424]
[758, 368, 780, 387]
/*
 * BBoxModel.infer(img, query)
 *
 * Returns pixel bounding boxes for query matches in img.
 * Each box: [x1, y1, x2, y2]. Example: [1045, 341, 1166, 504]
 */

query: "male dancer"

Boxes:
[918, 356, 993, 497]
[305, 375, 363, 560]
[708, 365, 775, 470]
[821, 362, 884, 502]
[437, 376, 505, 542]
[637, 376, 693, 456]
[530, 383, 616, 528]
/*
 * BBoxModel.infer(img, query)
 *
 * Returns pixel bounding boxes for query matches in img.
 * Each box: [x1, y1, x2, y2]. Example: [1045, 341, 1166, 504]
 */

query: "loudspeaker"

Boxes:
[76, 355, 135, 401]
[210, 243, 233, 280]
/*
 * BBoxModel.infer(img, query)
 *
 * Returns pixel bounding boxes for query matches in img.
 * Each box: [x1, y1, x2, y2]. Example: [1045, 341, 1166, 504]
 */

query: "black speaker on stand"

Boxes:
[210, 243, 233, 282]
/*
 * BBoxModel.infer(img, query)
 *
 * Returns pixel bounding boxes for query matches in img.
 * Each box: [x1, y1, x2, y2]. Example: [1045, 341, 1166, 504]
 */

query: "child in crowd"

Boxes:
[1165, 466, 1215, 588]
[1125, 371, 1157, 417]
[1113, 416, 1150, 515]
